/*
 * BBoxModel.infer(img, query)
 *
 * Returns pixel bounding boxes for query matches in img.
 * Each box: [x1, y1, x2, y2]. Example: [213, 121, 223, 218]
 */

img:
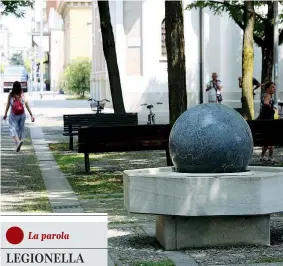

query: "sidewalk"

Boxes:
[0, 121, 51, 213]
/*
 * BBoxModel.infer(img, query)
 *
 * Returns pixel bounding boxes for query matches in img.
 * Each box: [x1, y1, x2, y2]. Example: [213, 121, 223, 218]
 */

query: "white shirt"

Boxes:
[206, 80, 222, 102]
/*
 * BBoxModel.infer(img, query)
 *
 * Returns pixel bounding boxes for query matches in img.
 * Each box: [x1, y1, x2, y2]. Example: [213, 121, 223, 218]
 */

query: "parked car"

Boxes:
[2, 65, 28, 93]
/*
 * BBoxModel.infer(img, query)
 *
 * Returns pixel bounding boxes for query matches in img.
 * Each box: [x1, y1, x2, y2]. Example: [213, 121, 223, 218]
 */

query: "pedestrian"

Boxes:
[3, 81, 35, 152]
[238, 77, 265, 99]
[206, 72, 223, 103]
[258, 81, 276, 162]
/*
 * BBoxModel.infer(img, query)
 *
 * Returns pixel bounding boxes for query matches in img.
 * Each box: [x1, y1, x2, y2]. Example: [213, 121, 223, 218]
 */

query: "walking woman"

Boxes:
[3, 81, 35, 152]
[259, 82, 276, 162]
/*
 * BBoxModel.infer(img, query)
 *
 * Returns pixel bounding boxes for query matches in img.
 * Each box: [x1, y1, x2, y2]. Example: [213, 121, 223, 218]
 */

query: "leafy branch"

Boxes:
[0, 1, 33, 17]
[186, 0, 283, 47]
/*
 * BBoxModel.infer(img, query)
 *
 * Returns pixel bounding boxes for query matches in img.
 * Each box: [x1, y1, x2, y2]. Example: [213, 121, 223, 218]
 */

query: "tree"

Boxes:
[0, 1, 33, 17]
[0, 64, 4, 74]
[10, 53, 24, 65]
[64, 58, 91, 97]
[165, 0, 187, 126]
[97, 0, 126, 113]
[24, 59, 31, 73]
[187, 1, 283, 95]
[242, 1, 255, 120]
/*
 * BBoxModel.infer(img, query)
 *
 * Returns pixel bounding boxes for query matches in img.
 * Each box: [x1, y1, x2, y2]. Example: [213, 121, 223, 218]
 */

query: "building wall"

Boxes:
[58, 3, 91, 67]
[116, 0, 283, 122]
[50, 29, 64, 90]
[121, 0, 167, 118]
[46, 1, 57, 19]
[123, 1, 143, 77]
[0, 26, 10, 65]
[63, 11, 71, 67]
[69, 7, 92, 61]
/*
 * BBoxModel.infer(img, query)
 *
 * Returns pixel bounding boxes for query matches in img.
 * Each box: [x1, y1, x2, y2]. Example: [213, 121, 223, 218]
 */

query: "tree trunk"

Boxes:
[261, 46, 273, 95]
[260, 2, 274, 97]
[97, 0, 126, 113]
[241, 1, 255, 120]
[165, 0, 187, 126]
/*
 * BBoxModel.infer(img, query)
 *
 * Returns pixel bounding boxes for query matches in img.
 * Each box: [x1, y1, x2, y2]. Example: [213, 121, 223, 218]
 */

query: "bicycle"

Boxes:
[88, 98, 110, 114]
[141, 102, 163, 125]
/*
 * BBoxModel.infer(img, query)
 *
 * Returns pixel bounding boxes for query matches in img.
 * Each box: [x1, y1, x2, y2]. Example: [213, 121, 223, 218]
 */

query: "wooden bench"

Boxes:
[234, 108, 244, 116]
[247, 119, 283, 146]
[63, 113, 138, 150]
[78, 124, 172, 173]
[278, 101, 283, 119]
[77, 119, 283, 172]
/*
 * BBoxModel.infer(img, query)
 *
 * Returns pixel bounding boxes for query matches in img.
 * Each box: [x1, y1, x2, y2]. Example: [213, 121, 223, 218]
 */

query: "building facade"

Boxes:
[89, 0, 283, 121]
[31, 0, 50, 90]
[56, 0, 92, 67]
[46, 0, 92, 90]
[0, 24, 10, 67]
[46, 0, 283, 120]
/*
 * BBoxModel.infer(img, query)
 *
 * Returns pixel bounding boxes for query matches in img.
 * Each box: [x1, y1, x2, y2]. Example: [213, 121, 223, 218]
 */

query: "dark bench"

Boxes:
[78, 124, 172, 173]
[63, 113, 138, 150]
[247, 119, 283, 146]
[77, 119, 283, 172]
[234, 108, 244, 116]
[278, 102, 283, 119]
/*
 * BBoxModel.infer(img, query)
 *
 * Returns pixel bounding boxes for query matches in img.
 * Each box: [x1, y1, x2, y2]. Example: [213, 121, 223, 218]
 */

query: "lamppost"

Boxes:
[273, 0, 279, 106]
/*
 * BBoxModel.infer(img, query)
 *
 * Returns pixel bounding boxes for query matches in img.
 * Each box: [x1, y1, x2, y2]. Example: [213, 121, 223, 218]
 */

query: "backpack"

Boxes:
[12, 97, 24, 115]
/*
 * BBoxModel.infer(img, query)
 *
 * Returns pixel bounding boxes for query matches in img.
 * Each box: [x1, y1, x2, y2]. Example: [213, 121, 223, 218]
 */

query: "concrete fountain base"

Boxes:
[123, 166, 283, 250]
[156, 214, 270, 249]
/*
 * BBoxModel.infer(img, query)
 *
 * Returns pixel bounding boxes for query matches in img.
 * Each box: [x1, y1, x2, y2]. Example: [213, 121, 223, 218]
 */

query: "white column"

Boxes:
[39, 0, 44, 98]
[33, 47, 37, 92]
[114, 0, 125, 88]
[90, 0, 100, 100]
[29, 54, 33, 97]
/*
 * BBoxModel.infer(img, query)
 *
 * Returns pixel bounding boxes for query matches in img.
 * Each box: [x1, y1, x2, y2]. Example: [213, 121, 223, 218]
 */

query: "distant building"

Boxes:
[47, 4, 64, 92]
[45, 0, 92, 91]
[45, 0, 283, 119]
[56, 0, 92, 66]
[89, 0, 283, 118]
[0, 24, 11, 66]
[31, 0, 50, 89]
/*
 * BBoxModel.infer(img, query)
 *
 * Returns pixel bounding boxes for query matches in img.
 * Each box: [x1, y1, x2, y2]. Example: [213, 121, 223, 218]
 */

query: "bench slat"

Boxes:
[78, 124, 171, 153]
[63, 113, 138, 135]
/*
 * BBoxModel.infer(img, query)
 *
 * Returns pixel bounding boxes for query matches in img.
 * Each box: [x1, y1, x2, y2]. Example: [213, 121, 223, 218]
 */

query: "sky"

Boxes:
[1, 8, 32, 49]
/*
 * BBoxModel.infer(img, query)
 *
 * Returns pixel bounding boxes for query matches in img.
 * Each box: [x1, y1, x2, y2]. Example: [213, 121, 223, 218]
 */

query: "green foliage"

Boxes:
[24, 59, 31, 73]
[10, 53, 24, 65]
[0, 1, 33, 17]
[186, 1, 283, 47]
[63, 58, 91, 96]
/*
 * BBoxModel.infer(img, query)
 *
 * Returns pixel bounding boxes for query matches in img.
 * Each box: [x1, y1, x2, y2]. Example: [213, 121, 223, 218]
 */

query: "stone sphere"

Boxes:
[169, 104, 253, 173]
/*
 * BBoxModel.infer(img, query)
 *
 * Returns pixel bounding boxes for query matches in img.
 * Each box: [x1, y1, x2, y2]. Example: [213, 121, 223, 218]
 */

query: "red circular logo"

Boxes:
[6, 226, 24, 245]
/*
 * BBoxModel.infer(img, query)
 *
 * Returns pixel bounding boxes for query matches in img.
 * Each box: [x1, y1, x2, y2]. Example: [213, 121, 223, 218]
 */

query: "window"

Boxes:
[161, 20, 167, 58]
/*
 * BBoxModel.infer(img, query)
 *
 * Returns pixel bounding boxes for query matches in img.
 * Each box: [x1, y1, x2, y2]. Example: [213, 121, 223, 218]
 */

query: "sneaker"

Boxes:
[268, 157, 277, 163]
[16, 141, 23, 152]
[260, 156, 268, 162]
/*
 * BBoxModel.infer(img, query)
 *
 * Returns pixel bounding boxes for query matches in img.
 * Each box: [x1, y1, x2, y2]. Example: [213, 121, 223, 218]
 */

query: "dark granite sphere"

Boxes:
[169, 104, 253, 173]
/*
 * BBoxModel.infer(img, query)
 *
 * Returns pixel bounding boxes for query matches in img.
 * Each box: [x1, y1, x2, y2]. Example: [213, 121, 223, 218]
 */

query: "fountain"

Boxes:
[123, 104, 283, 250]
